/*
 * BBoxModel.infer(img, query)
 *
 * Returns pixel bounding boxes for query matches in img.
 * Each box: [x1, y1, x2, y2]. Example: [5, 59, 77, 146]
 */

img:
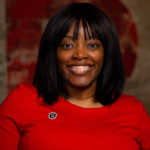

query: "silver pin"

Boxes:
[48, 112, 57, 120]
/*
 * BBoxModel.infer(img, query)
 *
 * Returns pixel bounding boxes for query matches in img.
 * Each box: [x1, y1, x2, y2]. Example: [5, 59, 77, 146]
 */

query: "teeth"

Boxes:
[71, 66, 90, 72]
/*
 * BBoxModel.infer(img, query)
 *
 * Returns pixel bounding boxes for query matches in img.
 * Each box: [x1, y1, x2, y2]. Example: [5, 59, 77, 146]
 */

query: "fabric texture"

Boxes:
[0, 83, 150, 150]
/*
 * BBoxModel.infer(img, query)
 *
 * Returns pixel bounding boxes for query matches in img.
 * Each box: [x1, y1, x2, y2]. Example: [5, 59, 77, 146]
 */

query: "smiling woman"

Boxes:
[0, 3, 150, 150]
[33, 3, 125, 106]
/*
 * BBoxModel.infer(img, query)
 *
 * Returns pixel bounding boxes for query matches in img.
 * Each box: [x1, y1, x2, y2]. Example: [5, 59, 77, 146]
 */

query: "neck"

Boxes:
[66, 80, 96, 99]
[62, 81, 103, 108]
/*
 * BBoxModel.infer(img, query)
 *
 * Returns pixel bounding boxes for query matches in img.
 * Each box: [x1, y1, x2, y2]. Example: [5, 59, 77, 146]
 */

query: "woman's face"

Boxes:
[56, 22, 104, 89]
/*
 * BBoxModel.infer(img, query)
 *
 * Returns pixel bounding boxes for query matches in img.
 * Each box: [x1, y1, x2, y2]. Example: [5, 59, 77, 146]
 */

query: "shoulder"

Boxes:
[0, 83, 40, 124]
[112, 94, 143, 113]
[0, 83, 39, 110]
[12, 83, 38, 96]
[118, 94, 141, 106]
[111, 94, 150, 126]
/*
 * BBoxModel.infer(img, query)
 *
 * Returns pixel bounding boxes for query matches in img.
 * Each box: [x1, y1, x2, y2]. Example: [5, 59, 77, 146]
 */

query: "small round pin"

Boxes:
[48, 112, 57, 120]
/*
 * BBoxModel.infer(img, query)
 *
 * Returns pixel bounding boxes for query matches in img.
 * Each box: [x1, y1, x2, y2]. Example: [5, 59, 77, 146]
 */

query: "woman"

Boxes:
[0, 3, 150, 150]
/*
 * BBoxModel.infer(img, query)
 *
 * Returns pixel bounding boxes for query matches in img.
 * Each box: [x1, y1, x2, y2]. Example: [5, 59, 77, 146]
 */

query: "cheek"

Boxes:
[94, 57, 104, 78]
[56, 51, 72, 64]
[57, 61, 66, 75]
[92, 52, 104, 70]
[56, 54, 69, 78]
[57, 52, 66, 68]
[57, 63, 69, 82]
[98, 56, 104, 68]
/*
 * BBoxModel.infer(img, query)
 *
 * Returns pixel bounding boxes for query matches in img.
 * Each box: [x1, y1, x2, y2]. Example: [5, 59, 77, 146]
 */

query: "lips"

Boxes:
[67, 65, 94, 75]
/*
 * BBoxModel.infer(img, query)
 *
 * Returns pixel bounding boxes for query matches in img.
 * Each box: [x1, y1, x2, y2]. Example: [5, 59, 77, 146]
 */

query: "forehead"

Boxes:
[65, 20, 98, 40]
[66, 22, 84, 35]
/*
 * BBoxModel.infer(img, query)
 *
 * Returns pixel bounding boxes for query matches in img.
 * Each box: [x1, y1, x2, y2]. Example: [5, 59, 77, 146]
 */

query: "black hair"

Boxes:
[33, 3, 125, 105]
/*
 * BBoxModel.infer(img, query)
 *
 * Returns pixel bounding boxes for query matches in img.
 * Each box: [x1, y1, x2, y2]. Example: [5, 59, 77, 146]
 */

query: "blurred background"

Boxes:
[0, 0, 150, 115]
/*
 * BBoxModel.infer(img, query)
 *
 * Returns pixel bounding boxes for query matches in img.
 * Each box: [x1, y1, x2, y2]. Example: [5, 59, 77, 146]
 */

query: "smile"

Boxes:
[67, 65, 94, 75]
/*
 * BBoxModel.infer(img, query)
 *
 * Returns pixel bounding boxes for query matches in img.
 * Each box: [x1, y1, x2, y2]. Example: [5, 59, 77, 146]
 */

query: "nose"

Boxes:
[72, 46, 88, 60]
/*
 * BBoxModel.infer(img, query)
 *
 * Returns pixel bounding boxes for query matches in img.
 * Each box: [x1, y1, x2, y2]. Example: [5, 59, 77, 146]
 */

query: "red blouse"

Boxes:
[0, 83, 150, 150]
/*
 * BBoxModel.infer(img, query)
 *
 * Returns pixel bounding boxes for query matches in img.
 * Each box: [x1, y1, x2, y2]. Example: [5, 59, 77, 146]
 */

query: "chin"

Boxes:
[72, 84, 89, 88]
[70, 80, 95, 89]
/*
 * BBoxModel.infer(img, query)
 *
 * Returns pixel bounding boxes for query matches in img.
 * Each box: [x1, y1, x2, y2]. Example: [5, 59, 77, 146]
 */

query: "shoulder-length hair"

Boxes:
[33, 3, 125, 105]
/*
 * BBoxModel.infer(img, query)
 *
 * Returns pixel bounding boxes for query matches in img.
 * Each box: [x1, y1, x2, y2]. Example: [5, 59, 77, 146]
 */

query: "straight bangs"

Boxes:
[72, 18, 99, 41]
[53, 4, 107, 47]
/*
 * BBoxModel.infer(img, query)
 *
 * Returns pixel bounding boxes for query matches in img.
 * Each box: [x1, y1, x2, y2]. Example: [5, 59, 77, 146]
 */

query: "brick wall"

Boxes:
[0, 0, 7, 102]
[121, 0, 150, 115]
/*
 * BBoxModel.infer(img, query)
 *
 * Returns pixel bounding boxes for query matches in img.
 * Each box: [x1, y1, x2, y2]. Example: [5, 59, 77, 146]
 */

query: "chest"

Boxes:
[18, 110, 141, 150]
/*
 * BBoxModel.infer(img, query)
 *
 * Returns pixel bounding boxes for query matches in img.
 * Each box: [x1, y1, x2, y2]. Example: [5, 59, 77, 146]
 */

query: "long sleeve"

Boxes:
[139, 102, 150, 150]
[0, 84, 26, 150]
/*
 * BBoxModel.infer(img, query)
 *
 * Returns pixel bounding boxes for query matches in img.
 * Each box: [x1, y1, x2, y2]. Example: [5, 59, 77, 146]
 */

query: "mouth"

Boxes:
[67, 65, 94, 75]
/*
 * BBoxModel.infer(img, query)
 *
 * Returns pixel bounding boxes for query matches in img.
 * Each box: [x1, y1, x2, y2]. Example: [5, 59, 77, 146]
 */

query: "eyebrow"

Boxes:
[65, 36, 73, 39]
[64, 35, 96, 40]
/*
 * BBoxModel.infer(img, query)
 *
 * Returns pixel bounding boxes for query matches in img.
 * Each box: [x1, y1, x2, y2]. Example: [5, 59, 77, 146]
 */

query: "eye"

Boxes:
[88, 44, 99, 48]
[63, 44, 72, 48]
[59, 43, 74, 49]
[89, 44, 97, 47]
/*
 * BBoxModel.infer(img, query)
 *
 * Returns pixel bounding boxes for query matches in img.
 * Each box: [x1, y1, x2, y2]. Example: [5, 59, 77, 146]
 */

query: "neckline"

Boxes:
[56, 96, 111, 115]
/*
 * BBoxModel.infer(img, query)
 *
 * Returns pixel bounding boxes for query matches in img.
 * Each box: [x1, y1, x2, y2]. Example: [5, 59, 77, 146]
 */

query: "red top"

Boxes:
[0, 83, 150, 150]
